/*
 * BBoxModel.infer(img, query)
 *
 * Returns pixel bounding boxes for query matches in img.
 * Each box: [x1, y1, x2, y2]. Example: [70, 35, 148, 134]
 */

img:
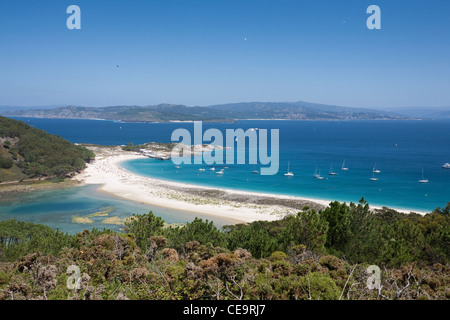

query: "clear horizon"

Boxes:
[1, 0, 449, 109]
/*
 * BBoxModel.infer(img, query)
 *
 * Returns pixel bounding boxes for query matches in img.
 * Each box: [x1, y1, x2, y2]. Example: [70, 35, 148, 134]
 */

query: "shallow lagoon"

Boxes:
[0, 184, 234, 234]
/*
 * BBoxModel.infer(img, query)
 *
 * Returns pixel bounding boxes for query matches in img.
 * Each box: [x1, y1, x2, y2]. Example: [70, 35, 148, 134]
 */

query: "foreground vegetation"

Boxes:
[0, 200, 448, 300]
[0, 116, 94, 182]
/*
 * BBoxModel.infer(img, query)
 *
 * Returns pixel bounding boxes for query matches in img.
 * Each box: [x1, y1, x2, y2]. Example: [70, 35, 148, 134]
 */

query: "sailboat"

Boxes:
[341, 160, 348, 171]
[314, 167, 325, 180]
[370, 171, 378, 181]
[373, 164, 381, 173]
[418, 169, 429, 183]
[216, 169, 225, 175]
[284, 161, 294, 176]
[329, 164, 337, 176]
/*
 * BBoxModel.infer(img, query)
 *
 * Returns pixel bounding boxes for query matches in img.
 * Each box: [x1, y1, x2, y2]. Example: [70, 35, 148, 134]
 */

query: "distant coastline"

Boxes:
[8, 116, 425, 125]
[2, 100, 416, 123]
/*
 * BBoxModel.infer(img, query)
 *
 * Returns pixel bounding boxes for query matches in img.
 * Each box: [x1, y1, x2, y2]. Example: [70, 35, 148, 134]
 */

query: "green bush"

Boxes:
[0, 156, 13, 169]
[123, 212, 165, 249]
[299, 272, 340, 300]
[319, 255, 343, 271]
[279, 209, 329, 253]
[269, 251, 287, 262]
[166, 218, 226, 249]
[0, 220, 75, 262]
[225, 222, 279, 258]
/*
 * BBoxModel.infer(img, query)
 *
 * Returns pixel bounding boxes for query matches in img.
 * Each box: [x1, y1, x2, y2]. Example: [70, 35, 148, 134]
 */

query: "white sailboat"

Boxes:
[284, 161, 294, 176]
[341, 160, 348, 171]
[313, 167, 319, 178]
[216, 169, 225, 175]
[442, 163, 450, 169]
[329, 164, 337, 176]
[418, 169, 429, 183]
[314, 167, 325, 180]
[373, 164, 381, 173]
[370, 171, 378, 181]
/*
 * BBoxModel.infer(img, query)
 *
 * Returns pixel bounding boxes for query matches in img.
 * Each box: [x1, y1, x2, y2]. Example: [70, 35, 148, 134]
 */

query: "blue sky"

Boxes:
[0, 0, 449, 108]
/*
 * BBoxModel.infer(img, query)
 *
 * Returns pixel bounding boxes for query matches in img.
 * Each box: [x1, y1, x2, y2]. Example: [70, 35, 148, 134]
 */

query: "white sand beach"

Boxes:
[74, 146, 427, 224]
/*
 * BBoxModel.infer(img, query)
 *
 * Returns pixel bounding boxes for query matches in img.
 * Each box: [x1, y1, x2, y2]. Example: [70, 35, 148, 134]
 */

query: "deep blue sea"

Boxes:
[1, 117, 449, 232]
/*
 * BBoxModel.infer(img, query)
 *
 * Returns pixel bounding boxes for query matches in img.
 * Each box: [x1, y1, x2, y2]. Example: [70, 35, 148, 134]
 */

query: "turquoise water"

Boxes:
[0, 184, 235, 234]
[122, 156, 448, 213]
[120, 120, 450, 213]
[4, 118, 450, 222]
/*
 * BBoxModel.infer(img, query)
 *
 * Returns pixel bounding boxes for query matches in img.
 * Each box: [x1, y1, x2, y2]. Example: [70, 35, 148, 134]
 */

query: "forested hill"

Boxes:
[0, 116, 95, 182]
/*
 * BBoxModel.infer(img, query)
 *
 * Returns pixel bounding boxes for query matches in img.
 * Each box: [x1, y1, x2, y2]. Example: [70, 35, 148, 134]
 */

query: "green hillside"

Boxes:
[0, 116, 94, 183]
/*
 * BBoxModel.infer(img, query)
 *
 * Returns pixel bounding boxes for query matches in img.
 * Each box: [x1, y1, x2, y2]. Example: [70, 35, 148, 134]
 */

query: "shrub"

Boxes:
[269, 251, 287, 262]
[319, 255, 343, 271]
[166, 218, 226, 249]
[0, 156, 13, 169]
[299, 272, 340, 300]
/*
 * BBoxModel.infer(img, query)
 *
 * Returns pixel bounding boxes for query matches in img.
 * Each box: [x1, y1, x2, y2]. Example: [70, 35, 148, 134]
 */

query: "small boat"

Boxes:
[252, 170, 259, 174]
[418, 169, 429, 183]
[372, 164, 381, 174]
[314, 167, 325, 180]
[216, 169, 224, 175]
[329, 164, 337, 176]
[198, 168, 206, 171]
[210, 167, 215, 171]
[284, 161, 294, 176]
[341, 160, 348, 171]
[443, 163, 450, 169]
[370, 172, 378, 181]
[174, 165, 181, 169]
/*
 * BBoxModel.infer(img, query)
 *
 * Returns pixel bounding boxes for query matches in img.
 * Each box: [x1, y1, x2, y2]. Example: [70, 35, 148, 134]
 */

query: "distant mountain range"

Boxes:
[1, 101, 448, 122]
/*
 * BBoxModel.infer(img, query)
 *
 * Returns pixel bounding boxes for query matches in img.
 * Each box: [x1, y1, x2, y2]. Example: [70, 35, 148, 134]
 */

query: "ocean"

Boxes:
[1, 117, 449, 232]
